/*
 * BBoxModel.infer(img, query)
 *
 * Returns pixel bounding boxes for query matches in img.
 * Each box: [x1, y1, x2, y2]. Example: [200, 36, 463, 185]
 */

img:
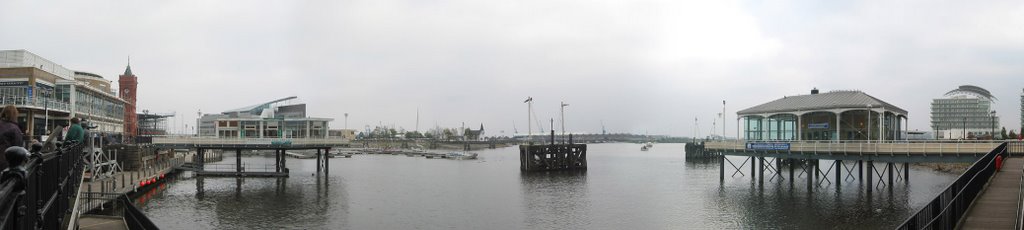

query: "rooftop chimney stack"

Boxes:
[811, 88, 819, 94]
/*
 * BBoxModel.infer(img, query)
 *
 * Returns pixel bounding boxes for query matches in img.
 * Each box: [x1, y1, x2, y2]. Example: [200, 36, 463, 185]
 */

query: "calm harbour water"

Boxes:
[137, 143, 957, 229]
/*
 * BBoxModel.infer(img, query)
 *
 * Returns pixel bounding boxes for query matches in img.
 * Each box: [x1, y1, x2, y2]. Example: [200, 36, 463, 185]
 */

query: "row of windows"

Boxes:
[75, 90, 124, 120]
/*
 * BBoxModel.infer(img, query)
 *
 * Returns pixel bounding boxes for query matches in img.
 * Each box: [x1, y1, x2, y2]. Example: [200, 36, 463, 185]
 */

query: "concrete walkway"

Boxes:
[961, 157, 1024, 229]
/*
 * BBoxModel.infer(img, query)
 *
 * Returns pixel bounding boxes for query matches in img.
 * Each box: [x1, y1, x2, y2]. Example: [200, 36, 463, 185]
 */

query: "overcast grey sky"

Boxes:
[2, 0, 1022, 137]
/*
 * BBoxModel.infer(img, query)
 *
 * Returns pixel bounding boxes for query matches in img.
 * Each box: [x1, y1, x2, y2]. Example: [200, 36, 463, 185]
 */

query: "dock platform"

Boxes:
[960, 157, 1024, 229]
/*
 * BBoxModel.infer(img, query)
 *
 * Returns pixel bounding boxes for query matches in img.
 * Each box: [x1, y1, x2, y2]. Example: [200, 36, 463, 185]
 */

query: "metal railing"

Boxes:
[198, 163, 277, 173]
[0, 142, 84, 230]
[79, 192, 158, 230]
[1011, 142, 1024, 230]
[0, 96, 72, 113]
[896, 142, 1008, 229]
[705, 140, 1004, 155]
[152, 137, 350, 146]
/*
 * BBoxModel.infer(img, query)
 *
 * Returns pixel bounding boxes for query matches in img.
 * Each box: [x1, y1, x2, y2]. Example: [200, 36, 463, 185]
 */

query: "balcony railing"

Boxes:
[152, 137, 350, 147]
[0, 96, 71, 113]
[704, 140, 1008, 155]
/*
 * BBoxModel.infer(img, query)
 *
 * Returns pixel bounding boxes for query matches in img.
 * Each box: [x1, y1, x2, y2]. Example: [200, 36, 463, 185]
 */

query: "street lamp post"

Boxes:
[524, 97, 533, 142]
[43, 89, 49, 139]
[344, 113, 349, 130]
[560, 101, 569, 143]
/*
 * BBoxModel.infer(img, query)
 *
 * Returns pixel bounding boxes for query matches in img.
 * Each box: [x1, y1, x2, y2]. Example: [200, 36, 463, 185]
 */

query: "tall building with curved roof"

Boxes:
[930, 85, 1000, 139]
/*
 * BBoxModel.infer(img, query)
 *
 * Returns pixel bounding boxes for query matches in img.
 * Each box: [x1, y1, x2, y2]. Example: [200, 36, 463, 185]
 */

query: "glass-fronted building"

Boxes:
[198, 96, 333, 138]
[0, 50, 126, 140]
[930, 85, 999, 139]
[737, 89, 908, 141]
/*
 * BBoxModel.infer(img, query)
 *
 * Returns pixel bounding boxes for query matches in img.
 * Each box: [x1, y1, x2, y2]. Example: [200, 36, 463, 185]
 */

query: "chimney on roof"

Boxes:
[811, 88, 819, 95]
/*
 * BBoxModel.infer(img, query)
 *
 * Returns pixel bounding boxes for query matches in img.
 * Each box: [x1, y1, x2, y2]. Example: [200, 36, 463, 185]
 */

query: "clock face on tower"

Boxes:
[123, 89, 130, 94]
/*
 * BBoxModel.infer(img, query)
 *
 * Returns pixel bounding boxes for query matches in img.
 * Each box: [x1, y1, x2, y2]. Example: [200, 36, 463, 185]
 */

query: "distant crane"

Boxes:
[601, 120, 606, 135]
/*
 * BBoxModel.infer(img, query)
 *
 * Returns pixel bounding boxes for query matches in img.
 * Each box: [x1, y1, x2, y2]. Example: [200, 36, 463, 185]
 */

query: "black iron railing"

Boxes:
[1011, 141, 1024, 230]
[81, 192, 159, 230]
[897, 142, 1008, 230]
[0, 142, 84, 230]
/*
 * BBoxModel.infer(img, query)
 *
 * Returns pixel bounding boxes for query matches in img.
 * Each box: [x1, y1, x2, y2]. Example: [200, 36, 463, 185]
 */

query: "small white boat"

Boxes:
[641, 146, 649, 151]
[446, 152, 478, 160]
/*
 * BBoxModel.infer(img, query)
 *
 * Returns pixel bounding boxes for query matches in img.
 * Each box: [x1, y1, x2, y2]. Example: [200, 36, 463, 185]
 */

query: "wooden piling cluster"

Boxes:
[685, 142, 716, 158]
[519, 144, 588, 172]
[104, 144, 176, 171]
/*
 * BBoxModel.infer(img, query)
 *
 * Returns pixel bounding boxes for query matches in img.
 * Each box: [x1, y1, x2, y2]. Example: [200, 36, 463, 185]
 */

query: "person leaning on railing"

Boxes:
[0, 105, 24, 169]
[65, 117, 84, 143]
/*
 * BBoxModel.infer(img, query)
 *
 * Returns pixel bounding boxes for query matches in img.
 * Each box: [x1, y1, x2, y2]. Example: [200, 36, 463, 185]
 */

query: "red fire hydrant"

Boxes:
[996, 155, 1004, 171]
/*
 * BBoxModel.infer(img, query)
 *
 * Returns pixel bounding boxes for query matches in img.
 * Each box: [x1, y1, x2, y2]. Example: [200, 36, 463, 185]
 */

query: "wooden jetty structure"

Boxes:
[701, 140, 1008, 189]
[152, 137, 349, 177]
[520, 130, 587, 172]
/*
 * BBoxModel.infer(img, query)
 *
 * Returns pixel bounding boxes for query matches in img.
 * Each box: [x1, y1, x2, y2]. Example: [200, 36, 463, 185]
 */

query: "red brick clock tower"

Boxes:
[119, 58, 138, 142]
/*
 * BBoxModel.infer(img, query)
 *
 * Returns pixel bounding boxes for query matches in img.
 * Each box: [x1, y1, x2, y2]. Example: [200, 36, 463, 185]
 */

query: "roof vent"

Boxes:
[811, 88, 819, 95]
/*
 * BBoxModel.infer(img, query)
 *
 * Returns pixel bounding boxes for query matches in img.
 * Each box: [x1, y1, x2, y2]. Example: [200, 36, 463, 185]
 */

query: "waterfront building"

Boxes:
[1020, 88, 1023, 131]
[465, 124, 485, 140]
[329, 129, 357, 140]
[197, 96, 333, 138]
[930, 85, 1000, 139]
[736, 89, 908, 141]
[0, 50, 126, 140]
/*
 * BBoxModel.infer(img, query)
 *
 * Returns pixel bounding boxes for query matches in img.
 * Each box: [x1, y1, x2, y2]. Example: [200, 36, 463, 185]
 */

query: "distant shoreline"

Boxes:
[914, 162, 971, 174]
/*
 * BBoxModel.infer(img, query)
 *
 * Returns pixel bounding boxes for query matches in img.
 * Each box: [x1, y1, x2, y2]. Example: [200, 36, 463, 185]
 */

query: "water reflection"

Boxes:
[710, 158, 917, 229]
[520, 171, 590, 229]
[141, 156, 347, 229]
[139, 144, 955, 229]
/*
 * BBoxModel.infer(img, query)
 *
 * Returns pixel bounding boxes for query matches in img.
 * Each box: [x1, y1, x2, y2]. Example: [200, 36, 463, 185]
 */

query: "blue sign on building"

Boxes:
[746, 142, 791, 151]
[807, 123, 829, 129]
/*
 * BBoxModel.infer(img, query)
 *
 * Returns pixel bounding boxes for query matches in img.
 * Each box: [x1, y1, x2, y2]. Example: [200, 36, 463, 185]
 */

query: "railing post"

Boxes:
[0, 146, 30, 228]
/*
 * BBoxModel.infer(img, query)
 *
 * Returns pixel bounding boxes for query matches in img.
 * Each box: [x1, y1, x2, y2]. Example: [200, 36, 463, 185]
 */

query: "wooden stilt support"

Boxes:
[813, 160, 819, 179]
[867, 161, 873, 192]
[858, 160, 863, 184]
[835, 160, 842, 187]
[758, 157, 764, 185]
[775, 158, 781, 180]
[888, 162, 894, 186]
[719, 154, 724, 182]
[903, 162, 909, 182]
[750, 156, 756, 181]
[788, 159, 794, 184]
[236, 149, 242, 173]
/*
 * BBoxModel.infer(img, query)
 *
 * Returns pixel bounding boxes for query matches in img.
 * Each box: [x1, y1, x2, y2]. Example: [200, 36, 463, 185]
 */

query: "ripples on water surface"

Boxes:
[138, 143, 957, 229]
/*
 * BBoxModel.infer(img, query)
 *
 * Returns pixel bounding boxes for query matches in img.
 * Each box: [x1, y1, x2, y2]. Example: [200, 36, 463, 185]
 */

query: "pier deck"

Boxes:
[705, 140, 1002, 162]
[78, 215, 128, 230]
[960, 157, 1024, 229]
[79, 157, 184, 212]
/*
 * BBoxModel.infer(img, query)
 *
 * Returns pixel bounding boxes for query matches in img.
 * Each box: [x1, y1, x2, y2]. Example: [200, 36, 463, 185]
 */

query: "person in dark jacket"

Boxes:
[65, 117, 84, 143]
[0, 105, 24, 169]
